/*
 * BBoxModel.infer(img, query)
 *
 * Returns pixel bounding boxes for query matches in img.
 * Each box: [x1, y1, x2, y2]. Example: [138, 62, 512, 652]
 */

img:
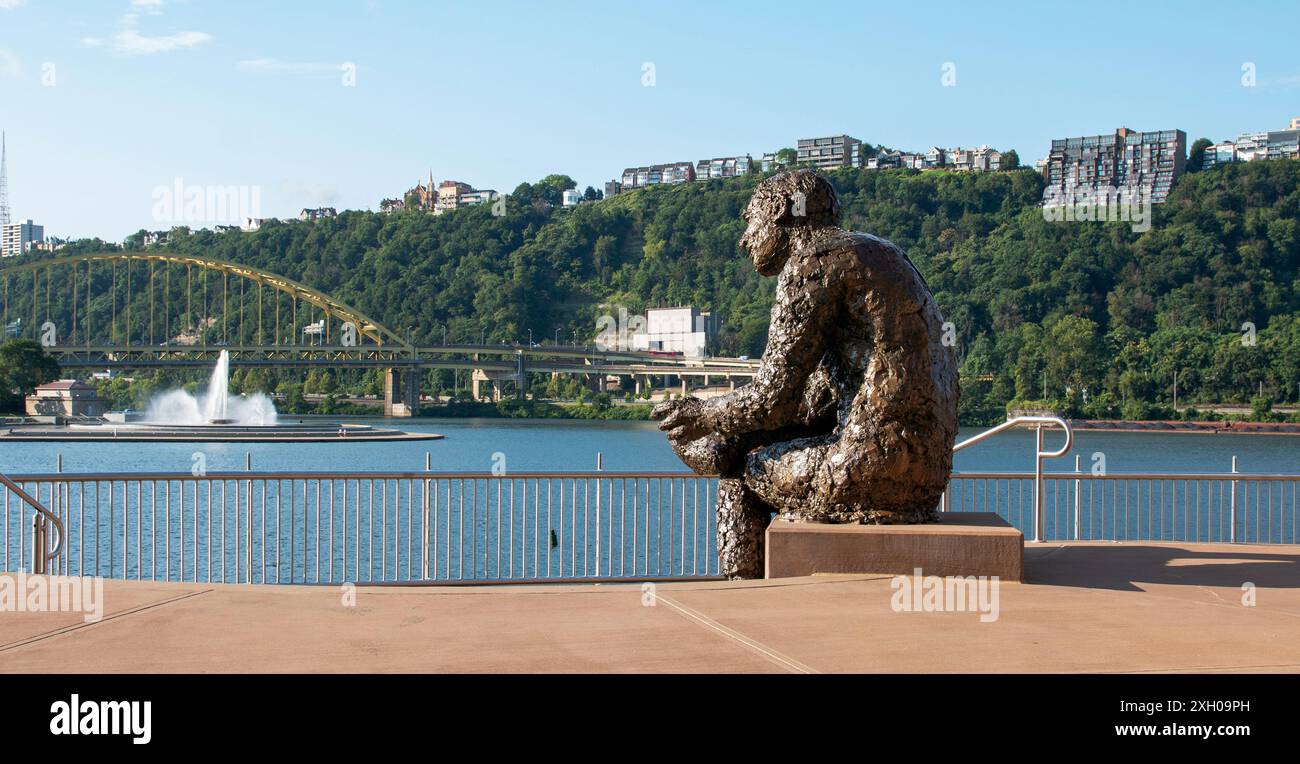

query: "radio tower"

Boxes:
[0, 132, 10, 226]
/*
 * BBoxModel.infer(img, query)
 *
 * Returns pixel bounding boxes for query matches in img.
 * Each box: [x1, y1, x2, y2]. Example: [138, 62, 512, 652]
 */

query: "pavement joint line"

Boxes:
[1104, 662, 1300, 674]
[0, 588, 214, 654]
[654, 592, 818, 674]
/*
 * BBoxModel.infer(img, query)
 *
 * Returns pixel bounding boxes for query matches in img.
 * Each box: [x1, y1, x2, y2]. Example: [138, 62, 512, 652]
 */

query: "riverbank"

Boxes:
[1072, 419, 1300, 435]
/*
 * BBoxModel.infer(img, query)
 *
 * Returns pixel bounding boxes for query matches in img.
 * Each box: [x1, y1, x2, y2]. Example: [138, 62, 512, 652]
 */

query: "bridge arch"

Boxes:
[0, 251, 408, 348]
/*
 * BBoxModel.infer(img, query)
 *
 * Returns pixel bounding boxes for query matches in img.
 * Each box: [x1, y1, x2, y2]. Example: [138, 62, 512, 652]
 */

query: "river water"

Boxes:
[1, 417, 1297, 475]
[2, 419, 1296, 581]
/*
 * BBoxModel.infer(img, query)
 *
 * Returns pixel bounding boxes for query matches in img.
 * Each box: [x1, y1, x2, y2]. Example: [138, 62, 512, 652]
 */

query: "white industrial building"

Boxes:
[631, 306, 716, 358]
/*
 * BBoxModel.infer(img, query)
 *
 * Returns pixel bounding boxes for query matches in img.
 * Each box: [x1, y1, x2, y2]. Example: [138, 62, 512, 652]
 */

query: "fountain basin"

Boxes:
[0, 423, 442, 442]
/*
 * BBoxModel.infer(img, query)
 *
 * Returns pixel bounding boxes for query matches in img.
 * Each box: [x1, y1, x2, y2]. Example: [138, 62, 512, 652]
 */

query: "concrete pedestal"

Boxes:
[765, 512, 1023, 582]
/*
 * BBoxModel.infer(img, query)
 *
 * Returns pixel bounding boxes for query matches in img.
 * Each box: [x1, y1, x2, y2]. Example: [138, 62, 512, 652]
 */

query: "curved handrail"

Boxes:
[954, 415, 1072, 456]
[0, 473, 64, 570]
[946, 415, 1073, 543]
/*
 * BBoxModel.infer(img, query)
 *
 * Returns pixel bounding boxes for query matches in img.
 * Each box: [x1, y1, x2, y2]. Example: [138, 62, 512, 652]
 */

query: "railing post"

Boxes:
[422, 452, 431, 581]
[245, 457, 254, 583]
[1073, 454, 1081, 541]
[595, 452, 603, 578]
[31, 513, 46, 575]
[1033, 425, 1045, 543]
[1229, 455, 1238, 544]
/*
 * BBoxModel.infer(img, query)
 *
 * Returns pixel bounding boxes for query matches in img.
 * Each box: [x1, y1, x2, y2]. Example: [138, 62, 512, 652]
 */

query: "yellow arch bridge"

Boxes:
[0, 251, 757, 413]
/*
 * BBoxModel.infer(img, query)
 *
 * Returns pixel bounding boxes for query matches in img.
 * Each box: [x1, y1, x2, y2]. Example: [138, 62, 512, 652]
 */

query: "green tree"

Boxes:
[0, 340, 61, 413]
[1186, 138, 1213, 172]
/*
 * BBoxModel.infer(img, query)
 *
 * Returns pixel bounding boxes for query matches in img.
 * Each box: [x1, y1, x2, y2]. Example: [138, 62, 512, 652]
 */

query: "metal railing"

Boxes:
[0, 468, 722, 584]
[942, 416, 1073, 542]
[943, 462, 1299, 545]
[5, 417, 1297, 584]
[0, 473, 63, 574]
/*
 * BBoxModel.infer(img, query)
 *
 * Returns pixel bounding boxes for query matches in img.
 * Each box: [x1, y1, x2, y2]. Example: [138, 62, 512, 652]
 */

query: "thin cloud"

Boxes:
[82, 7, 212, 56]
[0, 0, 26, 10]
[113, 27, 211, 54]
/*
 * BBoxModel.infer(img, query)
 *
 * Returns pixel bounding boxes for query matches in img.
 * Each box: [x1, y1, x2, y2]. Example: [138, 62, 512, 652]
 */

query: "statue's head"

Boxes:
[740, 169, 841, 276]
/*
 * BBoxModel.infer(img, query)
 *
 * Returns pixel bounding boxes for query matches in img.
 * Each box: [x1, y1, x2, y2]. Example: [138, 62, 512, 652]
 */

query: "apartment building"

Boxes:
[299, 207, 337, 221]
[616, 161, 695, 192]
[1043, 127, 1186, 204]
[796, 135, 862, 169]
[695, 155, 752, 180]
[1201, 121, 1300, 170]
[867, 145, 1001, 171]
[0, 219, 43, 257]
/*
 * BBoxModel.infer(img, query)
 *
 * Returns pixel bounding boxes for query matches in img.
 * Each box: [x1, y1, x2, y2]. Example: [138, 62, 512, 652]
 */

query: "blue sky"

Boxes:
[1, 0, 1297, 240]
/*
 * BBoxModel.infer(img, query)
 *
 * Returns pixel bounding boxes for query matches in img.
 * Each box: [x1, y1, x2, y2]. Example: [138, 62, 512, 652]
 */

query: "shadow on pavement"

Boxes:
[1025, 544, 1300, 591]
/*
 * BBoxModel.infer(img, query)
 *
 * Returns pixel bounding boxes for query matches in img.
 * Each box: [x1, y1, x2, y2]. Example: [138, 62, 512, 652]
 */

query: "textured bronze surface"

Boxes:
[653, 170, 959, 579]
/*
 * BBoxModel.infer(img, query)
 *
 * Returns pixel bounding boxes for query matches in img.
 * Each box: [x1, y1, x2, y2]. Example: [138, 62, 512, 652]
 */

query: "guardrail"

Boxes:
[943, 465, 1299, 545]
[1, 469, 721, 584]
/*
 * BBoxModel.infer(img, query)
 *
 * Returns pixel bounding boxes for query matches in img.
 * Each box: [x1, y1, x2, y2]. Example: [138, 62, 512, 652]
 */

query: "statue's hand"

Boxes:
[651, 396, 710, 443]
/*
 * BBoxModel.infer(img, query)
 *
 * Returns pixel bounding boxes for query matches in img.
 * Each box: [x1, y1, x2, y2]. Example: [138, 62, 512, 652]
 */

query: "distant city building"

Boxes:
[435, 180, 474, 214]
[561, 188, 582, 207]
[604, 180, 623, 198]
[867, 145, 1001, 172]
[695, 155, 752, 180]
[1203, 122, 1300, 169]
[299, 207, 337, 221]
[241, 217, 271, 232]
[797, 135, 862, 169]
[214, 224, 241, 233]
[631, 306, 717, 359]
[1, 219, 43, 257]
[617, 162, 695, 192]
[26, 380, 108, 418]
[431, 181, 494, 215]
[1291, 117, 1300, 130]
[1043, 127, 1187, 205]
[383, 175, 494, 214]
[760, 153, 779, 172]
[459, 189, 496, 208]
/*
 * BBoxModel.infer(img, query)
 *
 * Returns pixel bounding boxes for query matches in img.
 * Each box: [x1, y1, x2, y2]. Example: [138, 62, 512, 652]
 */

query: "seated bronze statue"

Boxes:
[652, 170, 959, 579]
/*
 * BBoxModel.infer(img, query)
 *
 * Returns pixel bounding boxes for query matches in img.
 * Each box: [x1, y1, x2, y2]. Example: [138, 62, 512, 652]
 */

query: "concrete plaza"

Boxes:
[2, 542, 1298, 673]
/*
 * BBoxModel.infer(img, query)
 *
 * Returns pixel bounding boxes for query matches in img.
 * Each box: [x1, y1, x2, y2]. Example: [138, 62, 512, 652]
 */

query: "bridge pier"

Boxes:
[383, 368, 420, 417]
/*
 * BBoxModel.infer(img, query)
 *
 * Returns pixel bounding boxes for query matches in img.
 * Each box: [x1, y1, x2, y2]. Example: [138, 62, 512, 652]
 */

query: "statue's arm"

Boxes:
[702, 263, 836, 436]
